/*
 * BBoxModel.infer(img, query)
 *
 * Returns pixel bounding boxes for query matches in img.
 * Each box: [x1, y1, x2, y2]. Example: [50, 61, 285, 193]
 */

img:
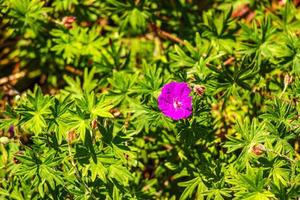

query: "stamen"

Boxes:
[173, 99, 182, 109]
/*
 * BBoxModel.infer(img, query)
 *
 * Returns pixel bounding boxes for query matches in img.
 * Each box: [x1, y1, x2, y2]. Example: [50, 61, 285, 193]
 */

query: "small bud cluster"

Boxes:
[62, 16, 76, 29]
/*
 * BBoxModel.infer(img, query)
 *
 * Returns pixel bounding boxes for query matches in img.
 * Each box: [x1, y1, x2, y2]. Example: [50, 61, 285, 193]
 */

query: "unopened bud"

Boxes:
[278, 0, 287, 6]
[193, 85, 206, 96]
[251, 144, 265, 155]
[284, 74, 293, 86]
[110, 108, 121, 117]
[91, 119, 98, 129]
[67, 130, 76, 143]
[232, 4, 250, 18]
[62, 16, 76, 29]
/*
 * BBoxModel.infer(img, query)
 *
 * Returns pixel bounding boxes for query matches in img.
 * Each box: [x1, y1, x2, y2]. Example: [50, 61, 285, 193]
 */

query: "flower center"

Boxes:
[173, 99, 182, 109]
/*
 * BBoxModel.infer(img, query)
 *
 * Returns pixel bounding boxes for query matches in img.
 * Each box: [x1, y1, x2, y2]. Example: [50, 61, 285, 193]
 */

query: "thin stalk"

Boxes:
[67, 142, 96, 199]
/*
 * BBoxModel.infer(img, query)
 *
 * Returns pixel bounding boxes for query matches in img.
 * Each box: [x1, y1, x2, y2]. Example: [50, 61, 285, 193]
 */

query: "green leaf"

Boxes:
[179, 177, 203, 200]
[17, 86, 52, 134]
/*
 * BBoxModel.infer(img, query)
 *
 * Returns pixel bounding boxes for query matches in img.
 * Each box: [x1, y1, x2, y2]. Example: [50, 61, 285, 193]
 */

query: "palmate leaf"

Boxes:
[77, 27, 108, 59]
[63, 67, 98, 98]
[271, 1, 300, 32]
[94, 40, 130, 74]
[269, 160, 290, 187]
[107, 71, 138, 106]
[224, 118, 268, 167]
[51, 27, 107, 63]
[65, 92, 114, 142]
[108, 163, 133, 186]
[178, 177, 207, 200]
[51, 28, 82, 63]
[107, 0, 151, 31]
[82, 68, 97, 93]
[259, 99, 298, 156]
[260, 99, 299, 138]
[63, 75, 83, 97]
[76, 92, 114, 119]
[275, 32, 300, 73]
[239, 17, 277, 62]
[203, 188, 232, 200]
[130, 102, 175, 134]
[2, 0, 300, 199]
[91, 101, 113, 118]
[52, 0, 79, 11]
[136, 61, 165, 97]
[225, 118, 267, 152]
[67, 107, 91, 141]
[261, 99, 297, 124]
[202, 7, 233, 38]
[90, 159, 107, 183]
[0, 105, 18, 130]
[201, 7, 236, 53]
[13, 151, 63, 191]
[213, 61, 258, 98]
[17, 86, 52, 134]
[170, 44, 197, 68]
[227, 167, 276, 200]
[169, 32, 223, 76]
[7, 0, 50, 34]
[48, 96, 73, 143]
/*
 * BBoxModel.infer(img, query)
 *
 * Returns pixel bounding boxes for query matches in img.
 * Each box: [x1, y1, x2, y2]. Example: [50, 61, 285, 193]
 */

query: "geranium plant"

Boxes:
[0, 0, 300, 199]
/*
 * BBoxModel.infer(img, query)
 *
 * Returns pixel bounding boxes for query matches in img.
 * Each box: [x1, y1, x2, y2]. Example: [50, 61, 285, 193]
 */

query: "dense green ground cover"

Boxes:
[0, 0, 300, 199]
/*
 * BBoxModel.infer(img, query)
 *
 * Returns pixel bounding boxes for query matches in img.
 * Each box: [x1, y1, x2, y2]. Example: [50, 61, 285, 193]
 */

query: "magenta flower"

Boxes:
[158, 82, 192, 120]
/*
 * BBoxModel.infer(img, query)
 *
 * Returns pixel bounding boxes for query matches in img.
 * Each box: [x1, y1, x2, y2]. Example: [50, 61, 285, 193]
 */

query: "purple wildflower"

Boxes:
[158, 82, 192, 120]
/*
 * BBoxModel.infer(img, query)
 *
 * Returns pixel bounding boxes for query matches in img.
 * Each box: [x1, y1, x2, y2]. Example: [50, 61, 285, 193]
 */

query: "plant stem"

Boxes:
[266, 148, 297, 164]
[67, 142, 96, 199]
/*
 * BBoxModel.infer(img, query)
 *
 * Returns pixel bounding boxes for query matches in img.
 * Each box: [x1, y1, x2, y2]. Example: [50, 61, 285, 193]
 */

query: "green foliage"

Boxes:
[1, 0, 300, 199]
[6, 0, 50, 34]
[107, 0, 151, 32]
[51, 27, 108, 64]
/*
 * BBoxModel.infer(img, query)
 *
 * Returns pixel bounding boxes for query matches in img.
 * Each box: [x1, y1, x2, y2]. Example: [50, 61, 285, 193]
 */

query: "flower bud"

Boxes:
[91, 119, 98, 129]
[232, 4, 250, 18]
[284, 74, 293, 86]
[62, 16, 76, 29]
[193, 85, 206, 96]
[67, 130, 76, 143]
[251, 144, 265, 156]
[278, 0, 286, 6]
[110, 108, 121, 117]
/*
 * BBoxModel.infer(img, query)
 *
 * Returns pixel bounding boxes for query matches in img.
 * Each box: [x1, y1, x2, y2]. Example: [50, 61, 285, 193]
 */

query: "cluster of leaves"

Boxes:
[0, 0, 300, 199]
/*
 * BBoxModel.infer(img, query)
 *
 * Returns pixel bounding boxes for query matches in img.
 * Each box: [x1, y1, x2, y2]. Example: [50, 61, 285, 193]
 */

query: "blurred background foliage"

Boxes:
[0, 0, 300, 199]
